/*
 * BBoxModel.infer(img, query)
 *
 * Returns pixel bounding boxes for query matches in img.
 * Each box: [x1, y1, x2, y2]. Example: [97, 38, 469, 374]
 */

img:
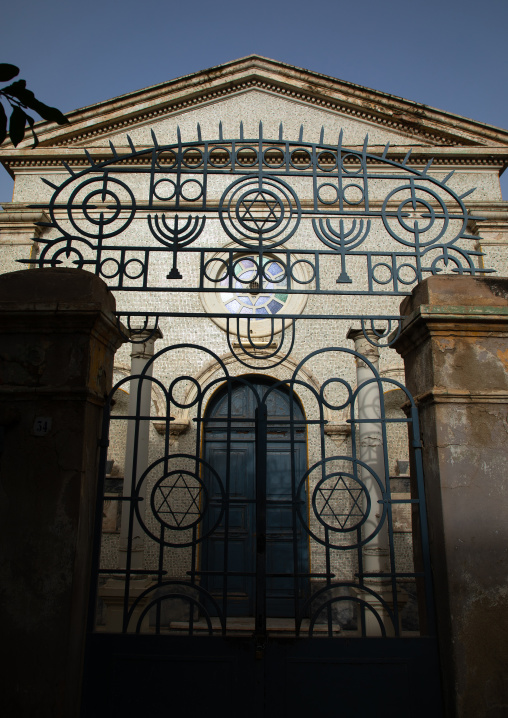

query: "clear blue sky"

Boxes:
[1, 0, 507, 201]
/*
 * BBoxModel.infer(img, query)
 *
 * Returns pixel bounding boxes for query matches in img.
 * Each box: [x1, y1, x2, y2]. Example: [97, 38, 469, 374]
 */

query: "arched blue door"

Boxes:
[201, 377, 309, 617]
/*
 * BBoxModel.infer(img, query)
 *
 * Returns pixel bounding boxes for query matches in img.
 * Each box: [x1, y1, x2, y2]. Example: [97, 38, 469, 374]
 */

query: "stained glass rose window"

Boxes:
[219, 256, 288, 318]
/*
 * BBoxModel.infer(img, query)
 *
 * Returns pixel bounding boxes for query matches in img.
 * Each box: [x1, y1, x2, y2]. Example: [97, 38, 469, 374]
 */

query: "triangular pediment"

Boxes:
[70, 89, 440, 152]
[4, 56, 508, 153]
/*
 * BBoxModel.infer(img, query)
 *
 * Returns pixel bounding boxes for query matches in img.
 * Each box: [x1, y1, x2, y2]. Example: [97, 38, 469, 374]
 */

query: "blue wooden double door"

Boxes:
[201, 378, 309, 617]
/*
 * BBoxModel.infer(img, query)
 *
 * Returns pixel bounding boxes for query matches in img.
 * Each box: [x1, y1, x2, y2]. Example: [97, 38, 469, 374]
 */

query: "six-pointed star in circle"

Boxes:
[154, 469, 366, 532]
[238, 191, 282, 231]
[317, 475, 365, 529]
[155, 473, 201, 527]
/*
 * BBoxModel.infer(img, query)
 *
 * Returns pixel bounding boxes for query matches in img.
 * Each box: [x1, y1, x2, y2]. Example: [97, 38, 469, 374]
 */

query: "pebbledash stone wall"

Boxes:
[97, 354, 415, 573]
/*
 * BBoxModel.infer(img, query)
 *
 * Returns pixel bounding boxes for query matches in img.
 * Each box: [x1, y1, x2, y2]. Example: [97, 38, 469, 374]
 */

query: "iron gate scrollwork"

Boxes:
[94, 348, 433, 640]
[24, 122, 482, 714]
[25, 124, 489, 309]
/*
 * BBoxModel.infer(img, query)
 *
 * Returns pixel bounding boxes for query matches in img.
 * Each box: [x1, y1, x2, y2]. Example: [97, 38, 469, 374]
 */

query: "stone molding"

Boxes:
[411, 388, 508, 407]
[393, 307, 508, 357]
[3, 145, 508, 174]
[346, 327, 380, 361]
[0, 207, 49, 244]
[2, 56, 508, 159]
[5, 199, 498, 224]
[323, 422, 351, 438]
[128, 327, 163, 360]
[153, 418, 190, 437]
[51, 77, 458, 148]
[469, 203, 508, 248]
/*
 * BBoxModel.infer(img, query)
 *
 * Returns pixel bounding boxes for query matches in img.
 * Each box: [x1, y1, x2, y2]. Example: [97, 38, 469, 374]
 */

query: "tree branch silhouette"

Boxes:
[0, 63, 69, 147]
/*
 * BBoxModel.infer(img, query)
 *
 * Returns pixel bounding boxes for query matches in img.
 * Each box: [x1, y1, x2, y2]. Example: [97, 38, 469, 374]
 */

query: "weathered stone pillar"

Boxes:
[392, 275, 508, 718]
[347, 328, 390, 635]
[0, 268, 124, 717]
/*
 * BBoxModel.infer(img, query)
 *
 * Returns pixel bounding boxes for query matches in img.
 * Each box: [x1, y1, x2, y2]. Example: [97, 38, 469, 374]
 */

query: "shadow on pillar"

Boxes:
[393, 275, 508, 718]
[0, 268, 124, 717]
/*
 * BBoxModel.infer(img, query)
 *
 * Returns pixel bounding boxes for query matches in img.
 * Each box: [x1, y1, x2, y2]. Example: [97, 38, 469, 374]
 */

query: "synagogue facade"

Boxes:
[1, 57, 508, 717]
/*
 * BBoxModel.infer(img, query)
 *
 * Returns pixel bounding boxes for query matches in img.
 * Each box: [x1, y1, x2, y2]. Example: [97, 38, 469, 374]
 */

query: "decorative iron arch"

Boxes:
[24, 125, 491, 360]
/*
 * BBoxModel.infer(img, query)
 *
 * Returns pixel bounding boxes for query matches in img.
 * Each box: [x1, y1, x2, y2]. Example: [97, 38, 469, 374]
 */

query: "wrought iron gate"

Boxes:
[24, 123, 491, 716]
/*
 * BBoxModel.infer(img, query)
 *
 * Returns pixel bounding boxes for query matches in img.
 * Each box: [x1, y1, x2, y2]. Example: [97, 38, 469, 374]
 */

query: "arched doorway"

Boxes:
[200, 376, 309, 618]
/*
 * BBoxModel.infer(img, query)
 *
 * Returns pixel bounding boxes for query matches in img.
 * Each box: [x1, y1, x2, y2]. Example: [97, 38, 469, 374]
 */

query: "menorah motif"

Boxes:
[23, 127, 489, 304]
[147, 213, 206, 279]
[312, 218, 371, 283]
[225, 317, 296, 370]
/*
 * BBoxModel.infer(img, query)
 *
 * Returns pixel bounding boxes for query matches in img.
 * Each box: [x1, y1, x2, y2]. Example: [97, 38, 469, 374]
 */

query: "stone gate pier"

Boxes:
[0, 268, 123, 717]
[393, 275, 508, 718]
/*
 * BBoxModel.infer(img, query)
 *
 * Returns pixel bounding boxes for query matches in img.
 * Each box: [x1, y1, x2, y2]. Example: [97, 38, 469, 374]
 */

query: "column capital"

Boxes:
[129, 327, 164, 360]
[346, 327, 380, 363]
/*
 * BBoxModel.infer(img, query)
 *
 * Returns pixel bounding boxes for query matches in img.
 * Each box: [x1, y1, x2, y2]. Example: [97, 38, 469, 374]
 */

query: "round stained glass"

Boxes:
[220, 256, 288, 319]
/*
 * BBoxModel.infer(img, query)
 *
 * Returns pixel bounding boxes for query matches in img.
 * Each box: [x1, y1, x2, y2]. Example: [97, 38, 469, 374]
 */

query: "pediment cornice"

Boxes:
[49, 78, 472, 149]
[2, 145, 508, 176]
[2, 56, 508, 156]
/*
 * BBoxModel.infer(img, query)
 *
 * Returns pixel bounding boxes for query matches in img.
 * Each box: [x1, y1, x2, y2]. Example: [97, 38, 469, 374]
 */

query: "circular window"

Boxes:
[201, 247, 310, 338]
[220, 256, 289, 318]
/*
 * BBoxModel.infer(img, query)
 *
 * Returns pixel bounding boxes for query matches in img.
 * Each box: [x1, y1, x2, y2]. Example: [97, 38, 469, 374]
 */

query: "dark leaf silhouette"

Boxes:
[0, 102, 6, 144]
[25, 113, 39, 148]
[0, 64, 19, 82]
[0, 67, 69, 147]
[3, 80, 69, 125]
[9, 105, 26, 146]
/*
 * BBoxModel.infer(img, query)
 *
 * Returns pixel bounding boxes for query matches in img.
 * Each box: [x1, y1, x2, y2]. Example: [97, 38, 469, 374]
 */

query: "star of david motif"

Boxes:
[238, 191, 282, 232]
[316, 475, 365, 530]
[154, 473, 202, 529]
